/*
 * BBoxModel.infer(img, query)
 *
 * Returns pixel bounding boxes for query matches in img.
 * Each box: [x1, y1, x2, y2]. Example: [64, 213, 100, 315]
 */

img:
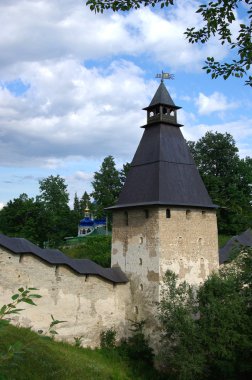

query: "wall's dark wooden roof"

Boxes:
[109, 124, 215, 209]
[219, 229, 252, 264]
[0, 234, 128, 283]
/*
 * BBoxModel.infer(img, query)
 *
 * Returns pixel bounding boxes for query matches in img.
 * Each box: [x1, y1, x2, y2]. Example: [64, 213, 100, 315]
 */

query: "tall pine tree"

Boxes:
[91, 156, 121, 220]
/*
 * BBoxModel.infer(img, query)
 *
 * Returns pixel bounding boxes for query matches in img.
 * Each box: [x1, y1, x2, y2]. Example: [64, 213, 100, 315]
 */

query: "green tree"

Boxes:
[188, 131, 252, 234]
[158, 250, 252, 379]
[158, 271, 204, 380]
[119, 162, 131, 188]
[0, 194, 47, 246]
[80, 191, 92, 213]
[91, 156, 121, 221]
[86, 0, 252, 86]
[38, 175, 73, 246]
[72, 191, 92, 232]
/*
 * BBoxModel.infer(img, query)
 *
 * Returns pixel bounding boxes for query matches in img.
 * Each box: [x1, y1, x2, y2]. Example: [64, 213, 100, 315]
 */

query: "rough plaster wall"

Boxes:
[159, 207, 219, 285]
[0, 248, 130, 347]
[111, 207, 219, 341]
[111, 209, 161, 335]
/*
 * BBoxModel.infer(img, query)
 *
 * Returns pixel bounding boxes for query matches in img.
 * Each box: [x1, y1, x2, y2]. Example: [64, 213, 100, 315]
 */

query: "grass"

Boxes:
[0, 324, 163, 380]
[60, 235, 111, 267]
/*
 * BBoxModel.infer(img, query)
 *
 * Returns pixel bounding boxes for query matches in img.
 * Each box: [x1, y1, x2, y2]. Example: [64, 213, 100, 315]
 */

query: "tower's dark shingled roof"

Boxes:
[144, 81, 180, 109]
[0, 234, 128, 283]
[108, 81, 215, 210]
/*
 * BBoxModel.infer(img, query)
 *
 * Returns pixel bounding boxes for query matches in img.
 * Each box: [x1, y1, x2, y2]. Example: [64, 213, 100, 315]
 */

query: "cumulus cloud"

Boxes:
[0, 59, 149, 167]
[195, 92, 237, 115]
[0, 0, 243, 171]
[182, 117, 252, 158]
[0, 0, 230, 75]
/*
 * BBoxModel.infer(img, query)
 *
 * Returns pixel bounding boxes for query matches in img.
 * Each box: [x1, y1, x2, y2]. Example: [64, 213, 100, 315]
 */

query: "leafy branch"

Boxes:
[86, 0, 252, 85]
[85, 0, 174, 13]
[0, 287, 42, 368]
[185, 0, 252, 86]
[0, 287, 42, 321]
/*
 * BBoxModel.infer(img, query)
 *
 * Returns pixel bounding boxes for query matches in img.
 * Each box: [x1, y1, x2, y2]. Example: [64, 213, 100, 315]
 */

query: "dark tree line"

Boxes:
[0, 176, 77, 248]
[0, 158, 130, 247]
[188, 131, 252, 234]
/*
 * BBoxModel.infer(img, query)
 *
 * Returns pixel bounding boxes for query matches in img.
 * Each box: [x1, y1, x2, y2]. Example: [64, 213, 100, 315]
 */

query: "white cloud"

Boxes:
[182, 117, 252, 157]
[0, 0, 230, 76]
[0, 59, 148, 167]
[73, 171, 93, 182]
[0, 202, 4, 210]
[195, 92, 237, 115]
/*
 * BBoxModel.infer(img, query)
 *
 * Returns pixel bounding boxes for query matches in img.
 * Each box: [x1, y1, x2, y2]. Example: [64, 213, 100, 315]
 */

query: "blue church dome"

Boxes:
[79, 217, 94, 227]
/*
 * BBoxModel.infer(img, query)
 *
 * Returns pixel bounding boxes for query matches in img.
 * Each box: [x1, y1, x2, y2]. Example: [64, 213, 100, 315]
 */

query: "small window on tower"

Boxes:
[144, 209, 149, 219]
[163, 107, 168, 115]
[202, 210, 206, 218]
[124, 211, 128, 226]
[186, 210, 191, 219]
[149, 111, 154, 117]
[166, 209, 171, 218]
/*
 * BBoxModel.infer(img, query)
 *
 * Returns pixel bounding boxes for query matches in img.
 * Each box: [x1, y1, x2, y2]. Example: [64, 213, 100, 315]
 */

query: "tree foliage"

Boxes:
[188, 131, 252, 234]
[37, 175, 74, 246]
[91, 156, 122, 219]
[0, 159, 129, 246]
[0, 194, 48, 246]
[119, 162, 131, 188]
[86, 0, 252, 86]
[158, 250, 252, 379]
[0, 176, 76, 247]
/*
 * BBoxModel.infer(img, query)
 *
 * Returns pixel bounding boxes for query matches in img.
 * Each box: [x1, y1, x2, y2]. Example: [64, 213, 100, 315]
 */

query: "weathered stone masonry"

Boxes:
[0, 246, 130, 347]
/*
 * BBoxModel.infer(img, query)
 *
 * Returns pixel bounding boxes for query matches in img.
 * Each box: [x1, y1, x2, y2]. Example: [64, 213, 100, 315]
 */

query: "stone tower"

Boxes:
[108, 79, 219, 324]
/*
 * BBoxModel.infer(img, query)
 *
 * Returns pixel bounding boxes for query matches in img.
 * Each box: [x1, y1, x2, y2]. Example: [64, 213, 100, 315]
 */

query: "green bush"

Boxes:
[100, 328, 116, 349]
[158, 250, 252, 380]
[61, 235, 111, 267]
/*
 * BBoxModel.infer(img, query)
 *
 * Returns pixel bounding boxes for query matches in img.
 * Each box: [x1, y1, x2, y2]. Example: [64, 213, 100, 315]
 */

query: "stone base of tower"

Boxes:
[111, 206, 219, 344]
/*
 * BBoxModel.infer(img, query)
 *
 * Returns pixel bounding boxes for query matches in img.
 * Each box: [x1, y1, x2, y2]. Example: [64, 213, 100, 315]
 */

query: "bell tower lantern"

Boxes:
[144, 75, 182, 127]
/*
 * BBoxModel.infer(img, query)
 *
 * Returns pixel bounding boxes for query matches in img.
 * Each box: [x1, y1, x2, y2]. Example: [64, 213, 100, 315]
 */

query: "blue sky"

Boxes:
[0, 0, 251, 209]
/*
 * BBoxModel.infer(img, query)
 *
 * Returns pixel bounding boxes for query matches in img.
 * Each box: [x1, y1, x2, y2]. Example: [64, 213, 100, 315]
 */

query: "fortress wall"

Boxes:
[0, 247, 130, 347]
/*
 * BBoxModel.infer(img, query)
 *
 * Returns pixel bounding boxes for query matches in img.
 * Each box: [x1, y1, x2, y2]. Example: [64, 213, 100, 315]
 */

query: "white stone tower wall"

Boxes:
[158, 207, 219, 285]
[111, 206, 219, 328]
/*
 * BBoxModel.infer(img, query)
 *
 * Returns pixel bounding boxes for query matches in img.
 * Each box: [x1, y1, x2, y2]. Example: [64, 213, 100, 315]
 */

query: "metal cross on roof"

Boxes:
[155, 71, 174, 82]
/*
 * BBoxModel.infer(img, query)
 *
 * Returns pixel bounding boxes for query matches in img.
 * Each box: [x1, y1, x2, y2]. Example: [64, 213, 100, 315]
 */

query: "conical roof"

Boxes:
[144, 81, 180, 110]
[108, 82, 216, 210]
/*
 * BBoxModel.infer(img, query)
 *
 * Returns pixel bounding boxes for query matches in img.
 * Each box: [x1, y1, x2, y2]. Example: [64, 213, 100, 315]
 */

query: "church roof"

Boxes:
[143, 81, 180, 110]
[109, 81, 216, 210]
[79, 217, 106, 227]
[0, 234, 128, 283]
